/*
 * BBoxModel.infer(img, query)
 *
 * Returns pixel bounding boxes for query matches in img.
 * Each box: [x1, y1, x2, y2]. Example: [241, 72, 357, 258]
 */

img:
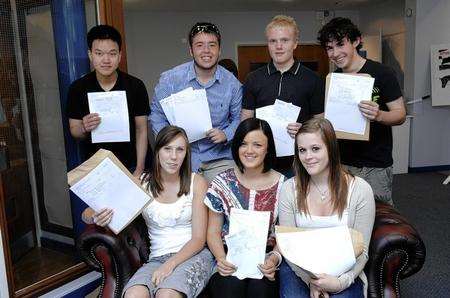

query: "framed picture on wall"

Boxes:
[430, 43, 450, 106]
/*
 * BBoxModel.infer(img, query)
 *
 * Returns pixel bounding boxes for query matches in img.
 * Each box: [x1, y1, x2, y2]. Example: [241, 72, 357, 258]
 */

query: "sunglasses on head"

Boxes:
[189, 23, 221, 38]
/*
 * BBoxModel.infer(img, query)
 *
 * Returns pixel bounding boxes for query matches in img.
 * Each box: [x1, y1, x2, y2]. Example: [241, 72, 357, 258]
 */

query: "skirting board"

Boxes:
[39, 271, 100, 298]
[408, 165, 450, 173]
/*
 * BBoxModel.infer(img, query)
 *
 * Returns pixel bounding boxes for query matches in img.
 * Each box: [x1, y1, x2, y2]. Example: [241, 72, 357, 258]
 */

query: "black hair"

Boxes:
[188, 22, 221, 47]
[219, 58, 238, 78]
[231, 118, 276, 173]
[317, 17, 363, 51]
[87, 25, 122, 51]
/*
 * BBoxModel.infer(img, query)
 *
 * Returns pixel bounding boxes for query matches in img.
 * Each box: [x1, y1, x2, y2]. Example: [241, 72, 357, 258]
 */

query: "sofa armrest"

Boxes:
[366, 202, 426, 298]
[77, 216, 150, 298]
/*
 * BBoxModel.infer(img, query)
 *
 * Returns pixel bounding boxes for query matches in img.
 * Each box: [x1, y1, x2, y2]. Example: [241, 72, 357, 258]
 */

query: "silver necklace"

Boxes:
[311, 179, 328, 201]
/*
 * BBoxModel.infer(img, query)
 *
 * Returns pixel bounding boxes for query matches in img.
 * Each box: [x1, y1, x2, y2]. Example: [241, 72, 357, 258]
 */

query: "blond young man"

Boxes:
[242, 15, 324, 175]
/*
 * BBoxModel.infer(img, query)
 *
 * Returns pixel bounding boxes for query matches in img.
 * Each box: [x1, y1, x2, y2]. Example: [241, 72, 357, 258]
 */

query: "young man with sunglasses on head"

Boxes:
[318, 17, 406, 205]
[67, 25, 150, 178]
[241, 15, 325, 176]
[150, 22, 242, 182]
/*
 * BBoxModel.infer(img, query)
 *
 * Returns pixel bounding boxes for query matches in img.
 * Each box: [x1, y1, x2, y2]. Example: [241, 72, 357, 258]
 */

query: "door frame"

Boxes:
[236, 41, 330, 82]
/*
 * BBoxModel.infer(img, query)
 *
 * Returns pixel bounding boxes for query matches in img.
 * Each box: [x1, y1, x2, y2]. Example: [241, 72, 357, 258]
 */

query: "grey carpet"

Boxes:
[392, 172, 450, 297]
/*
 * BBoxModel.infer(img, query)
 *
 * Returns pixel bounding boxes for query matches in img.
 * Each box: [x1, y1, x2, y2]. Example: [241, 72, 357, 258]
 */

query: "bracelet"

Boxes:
[266, 251, 282, 268]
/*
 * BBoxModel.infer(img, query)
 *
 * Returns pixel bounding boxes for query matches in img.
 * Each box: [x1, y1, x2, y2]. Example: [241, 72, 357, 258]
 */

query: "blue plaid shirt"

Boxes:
[150, 61, 242, 171]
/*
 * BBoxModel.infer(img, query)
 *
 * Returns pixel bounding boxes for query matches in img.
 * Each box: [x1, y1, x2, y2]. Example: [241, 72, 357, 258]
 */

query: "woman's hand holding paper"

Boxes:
[258, 253, 279, 281]
[310, 284, 329, 298]
[92, 207, 114, 227]
[217, 257, 237, 276]
[309, 273, 342, 293]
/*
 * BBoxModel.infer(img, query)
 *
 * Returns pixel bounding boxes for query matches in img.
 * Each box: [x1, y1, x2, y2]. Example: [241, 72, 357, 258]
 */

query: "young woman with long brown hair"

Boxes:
[82, 126, 213, 298]
[278, 118, 375, 298]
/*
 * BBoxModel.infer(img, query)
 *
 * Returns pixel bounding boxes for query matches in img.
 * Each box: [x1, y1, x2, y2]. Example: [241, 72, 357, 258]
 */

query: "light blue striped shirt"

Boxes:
[150, 61, 242, 171]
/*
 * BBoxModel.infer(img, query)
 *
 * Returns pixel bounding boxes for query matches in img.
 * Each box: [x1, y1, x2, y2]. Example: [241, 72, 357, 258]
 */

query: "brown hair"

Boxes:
[265, 15, 299, 40]
[293, 118, 350, 218]
[143, 126, 191, 197]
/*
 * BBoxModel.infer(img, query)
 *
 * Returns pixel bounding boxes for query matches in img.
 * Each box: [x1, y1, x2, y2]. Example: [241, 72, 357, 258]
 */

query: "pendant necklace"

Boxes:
[311, 179, 328, 201]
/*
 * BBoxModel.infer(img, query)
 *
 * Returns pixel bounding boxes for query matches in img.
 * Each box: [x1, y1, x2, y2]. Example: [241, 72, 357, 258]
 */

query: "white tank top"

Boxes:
[142, 174, 195, 258]
[294, 178, 355, 228]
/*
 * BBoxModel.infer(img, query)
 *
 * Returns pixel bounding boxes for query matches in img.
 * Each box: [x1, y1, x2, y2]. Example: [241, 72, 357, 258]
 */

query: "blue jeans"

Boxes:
[279, 261, 364, 298]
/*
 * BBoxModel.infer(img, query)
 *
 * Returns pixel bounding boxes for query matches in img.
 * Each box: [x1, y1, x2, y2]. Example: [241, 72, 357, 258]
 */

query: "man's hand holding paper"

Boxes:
[286, 122, 302, 139]
[358, 100, 380, 121]
[207, 128, 227, 144]
[82, 113, 101, 133]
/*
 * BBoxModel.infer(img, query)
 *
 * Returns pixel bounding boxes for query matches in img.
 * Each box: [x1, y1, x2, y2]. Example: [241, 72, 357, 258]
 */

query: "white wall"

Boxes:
[359, 0, 405, 78]
[407, 0, 450, 167]
[357, 0, 450, 169]
[359, 0, 405, 36]
[358, 0, 406, 94]
[358, 0, 411, 174]
[123, 10, 359, 97]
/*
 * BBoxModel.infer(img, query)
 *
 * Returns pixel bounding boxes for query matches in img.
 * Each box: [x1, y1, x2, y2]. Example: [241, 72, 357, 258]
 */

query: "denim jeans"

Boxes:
[279, 261, 364, 298]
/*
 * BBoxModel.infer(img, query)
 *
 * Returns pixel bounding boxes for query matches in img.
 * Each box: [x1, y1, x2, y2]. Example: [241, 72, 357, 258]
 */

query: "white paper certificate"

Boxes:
[325, 73, 374, 135]
[277, 226, 356, 276]
[160, 87, 213, 142]
[69, 157, 151, 234]
[88, 91, 130, 143]
[225, 208, 271, 279]
[256, 99, 301, 157]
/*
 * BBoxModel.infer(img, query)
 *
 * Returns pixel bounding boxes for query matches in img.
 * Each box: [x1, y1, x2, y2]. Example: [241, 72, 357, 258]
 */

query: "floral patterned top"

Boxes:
[204, 168, 285, 247]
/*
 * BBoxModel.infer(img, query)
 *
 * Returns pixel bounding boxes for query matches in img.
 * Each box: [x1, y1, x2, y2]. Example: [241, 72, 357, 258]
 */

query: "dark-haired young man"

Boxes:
[67, 25, 150, 177]
[318, 17, 406, 205]
[150, 22, 242, 182]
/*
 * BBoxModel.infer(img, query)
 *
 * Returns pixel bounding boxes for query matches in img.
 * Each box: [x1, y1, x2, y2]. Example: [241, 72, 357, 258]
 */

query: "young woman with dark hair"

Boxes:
[205, 118, 284, 298]
[278, 118, 375, 298]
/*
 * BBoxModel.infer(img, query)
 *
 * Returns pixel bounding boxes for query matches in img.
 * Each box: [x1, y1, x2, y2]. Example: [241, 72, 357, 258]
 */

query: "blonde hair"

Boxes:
[265, 15, 299, 40]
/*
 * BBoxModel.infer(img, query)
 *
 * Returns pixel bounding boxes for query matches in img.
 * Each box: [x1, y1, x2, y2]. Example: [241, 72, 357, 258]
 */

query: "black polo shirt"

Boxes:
[243, 61, 325, 175]
[243, 61, 325, 123]
[67, 70, 150, 168]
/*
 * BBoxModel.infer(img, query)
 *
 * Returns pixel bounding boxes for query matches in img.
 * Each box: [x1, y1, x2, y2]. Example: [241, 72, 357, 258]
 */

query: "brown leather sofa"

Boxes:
[77, 202, 425, 298]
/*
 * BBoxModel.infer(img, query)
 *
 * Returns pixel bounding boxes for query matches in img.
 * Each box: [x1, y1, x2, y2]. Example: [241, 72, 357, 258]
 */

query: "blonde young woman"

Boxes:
[278, 118, 375, 298]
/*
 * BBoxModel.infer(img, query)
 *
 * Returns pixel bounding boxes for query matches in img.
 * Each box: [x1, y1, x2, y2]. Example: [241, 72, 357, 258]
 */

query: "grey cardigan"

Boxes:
[278, 176, 375, 296]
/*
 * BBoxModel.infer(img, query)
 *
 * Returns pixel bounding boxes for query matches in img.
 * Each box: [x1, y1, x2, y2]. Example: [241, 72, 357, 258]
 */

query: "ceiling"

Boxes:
[123, 0, 391, 12]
